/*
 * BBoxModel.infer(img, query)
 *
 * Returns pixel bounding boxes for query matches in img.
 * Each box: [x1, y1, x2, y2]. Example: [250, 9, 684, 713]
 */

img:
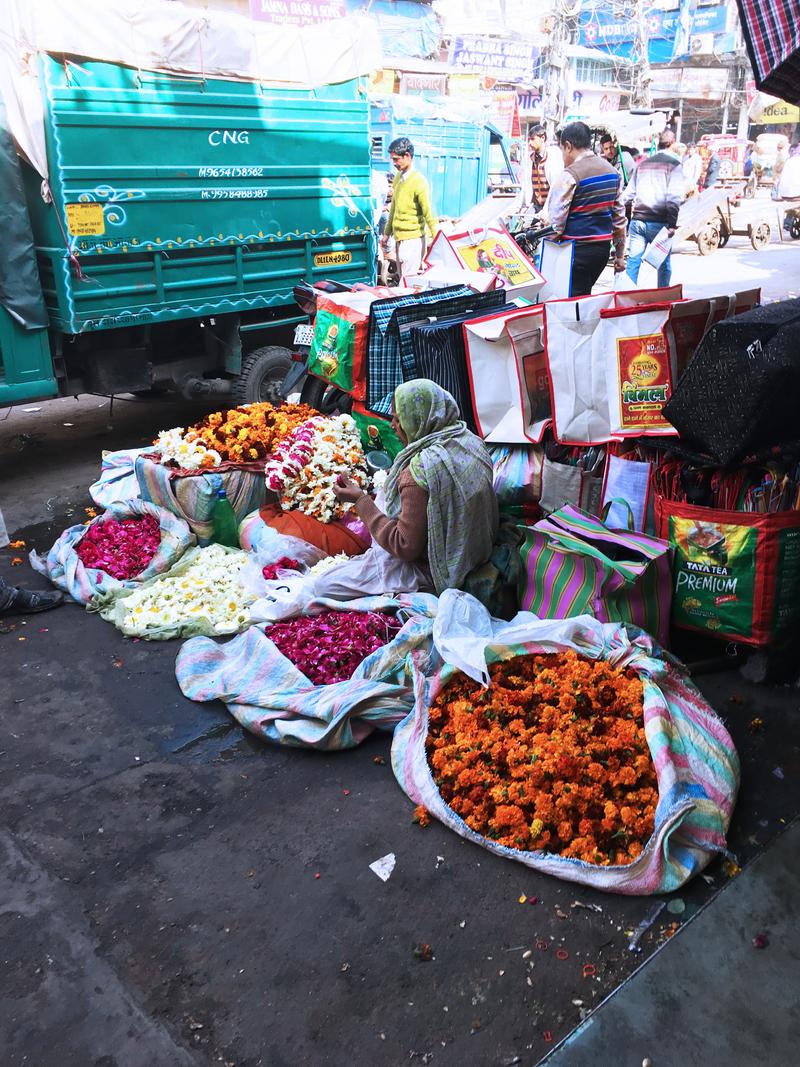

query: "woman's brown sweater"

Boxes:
[353, 468, 428, 562]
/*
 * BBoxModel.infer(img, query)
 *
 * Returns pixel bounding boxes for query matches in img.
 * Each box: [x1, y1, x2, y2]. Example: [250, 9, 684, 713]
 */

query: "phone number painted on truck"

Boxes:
[198, 166, 265, 178]
[200, 188, 270, 200]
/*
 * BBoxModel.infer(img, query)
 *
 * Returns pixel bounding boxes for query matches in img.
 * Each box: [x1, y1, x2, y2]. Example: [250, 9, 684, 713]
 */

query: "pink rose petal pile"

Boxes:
[76, 514, 161, 581]
[261, 557, 302, 581]
[266, 609, 403, 685]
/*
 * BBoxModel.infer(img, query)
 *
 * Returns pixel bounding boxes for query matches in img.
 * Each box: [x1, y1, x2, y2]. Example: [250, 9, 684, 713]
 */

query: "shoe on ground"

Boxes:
[1, 587, 65, 615]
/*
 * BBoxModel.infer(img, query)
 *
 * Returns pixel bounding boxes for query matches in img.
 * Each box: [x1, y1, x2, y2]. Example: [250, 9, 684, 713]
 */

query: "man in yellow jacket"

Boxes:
[380, 137, 438, 280]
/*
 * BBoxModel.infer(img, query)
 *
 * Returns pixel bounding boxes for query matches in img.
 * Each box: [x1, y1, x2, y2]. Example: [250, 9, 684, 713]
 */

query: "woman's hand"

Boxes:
[333, 476, 366, 505]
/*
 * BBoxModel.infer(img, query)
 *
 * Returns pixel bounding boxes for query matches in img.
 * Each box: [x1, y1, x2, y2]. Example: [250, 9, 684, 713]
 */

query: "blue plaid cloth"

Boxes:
[366, 287, 506, 414]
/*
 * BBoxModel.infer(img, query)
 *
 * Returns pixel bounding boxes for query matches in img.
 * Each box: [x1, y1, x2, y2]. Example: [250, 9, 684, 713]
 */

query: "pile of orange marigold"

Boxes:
[425, 650, 657, 866]
[156, 402, 318, 466]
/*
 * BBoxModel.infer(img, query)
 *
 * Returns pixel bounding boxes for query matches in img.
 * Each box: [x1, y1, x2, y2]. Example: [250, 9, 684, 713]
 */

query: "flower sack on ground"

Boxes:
[92, 544, 253, 639]
[175, 594, 438, 750]
[29, 501, 195, 605]
[392, 589, 740, 895]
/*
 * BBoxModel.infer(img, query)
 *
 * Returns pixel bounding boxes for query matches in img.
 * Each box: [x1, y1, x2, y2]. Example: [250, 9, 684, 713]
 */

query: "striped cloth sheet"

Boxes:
[176, 593, 439, 750]
[392, 591, 739, 895]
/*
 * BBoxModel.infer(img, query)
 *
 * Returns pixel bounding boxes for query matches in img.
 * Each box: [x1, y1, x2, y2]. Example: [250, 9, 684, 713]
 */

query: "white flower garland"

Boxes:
[264, 414, 369, 523]
[154, 427, 221, 470]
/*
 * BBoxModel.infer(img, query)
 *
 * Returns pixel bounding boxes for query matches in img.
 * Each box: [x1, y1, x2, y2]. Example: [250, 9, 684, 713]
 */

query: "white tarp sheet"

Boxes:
[1, 0, 382, 177]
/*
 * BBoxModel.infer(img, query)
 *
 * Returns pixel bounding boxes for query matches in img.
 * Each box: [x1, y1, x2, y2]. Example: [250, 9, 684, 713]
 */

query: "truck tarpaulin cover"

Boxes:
[0, 102, 47, 329]
[736, 0, 800, 106]
[0, 0, 382, 177]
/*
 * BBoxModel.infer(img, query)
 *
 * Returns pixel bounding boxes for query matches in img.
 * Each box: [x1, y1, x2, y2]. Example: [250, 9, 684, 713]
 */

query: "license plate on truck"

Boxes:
[293, 324, 315, 346]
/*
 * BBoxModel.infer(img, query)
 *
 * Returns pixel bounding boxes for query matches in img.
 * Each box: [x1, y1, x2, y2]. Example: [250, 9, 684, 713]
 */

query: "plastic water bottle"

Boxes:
[211, 487, 239, 548]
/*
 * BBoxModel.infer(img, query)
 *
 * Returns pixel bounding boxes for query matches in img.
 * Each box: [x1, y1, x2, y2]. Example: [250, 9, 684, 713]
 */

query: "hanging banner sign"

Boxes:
[449, 36, 540, 83]
[249, 0, 345, 25]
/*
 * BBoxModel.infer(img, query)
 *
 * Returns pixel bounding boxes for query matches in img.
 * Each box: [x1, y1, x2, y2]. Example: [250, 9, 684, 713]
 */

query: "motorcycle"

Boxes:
[512, 223, 556, 259]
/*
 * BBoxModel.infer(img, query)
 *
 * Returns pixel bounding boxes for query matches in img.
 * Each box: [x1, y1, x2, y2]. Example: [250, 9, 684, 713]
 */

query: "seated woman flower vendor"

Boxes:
[332, 379, 499, 595]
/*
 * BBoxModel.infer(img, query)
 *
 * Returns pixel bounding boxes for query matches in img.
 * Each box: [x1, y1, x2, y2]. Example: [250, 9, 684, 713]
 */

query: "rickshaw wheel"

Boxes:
[749, 222, 771, 251]
[697, 222, 721, 255]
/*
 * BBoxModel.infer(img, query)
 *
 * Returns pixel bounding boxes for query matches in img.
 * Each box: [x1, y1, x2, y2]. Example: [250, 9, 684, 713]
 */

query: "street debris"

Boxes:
[412, 942, 434, 962]
[369, 853, 396, 881]
[571, 900, 603, 913]
[752, 932, 769, 949]
[628, 902, 666, 952]
[666, 898, 686, 915]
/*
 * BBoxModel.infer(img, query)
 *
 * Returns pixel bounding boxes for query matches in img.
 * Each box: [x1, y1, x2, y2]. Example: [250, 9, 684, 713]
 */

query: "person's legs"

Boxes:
[395, 237, 426, 280]
[626, 218, 648, 282]
[569, 241, 610, 296]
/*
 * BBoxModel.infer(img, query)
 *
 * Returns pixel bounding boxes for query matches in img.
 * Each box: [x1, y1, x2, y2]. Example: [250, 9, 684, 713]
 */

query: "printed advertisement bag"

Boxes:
[426, 226, 545, 303]
[654, 494, 800, 646]
[463, 306, 551, 444]
[307, 289, 394, 401]
[519, 503, 673, 647]
[600, 302, 678, 438]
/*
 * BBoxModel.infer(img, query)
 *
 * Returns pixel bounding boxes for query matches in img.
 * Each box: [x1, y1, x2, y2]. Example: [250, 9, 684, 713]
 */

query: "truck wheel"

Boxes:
[749, 222, 771, 251]
[791, 217, 800, 240]
[299, 376, 352, 415]
[233, 346, 293, 405]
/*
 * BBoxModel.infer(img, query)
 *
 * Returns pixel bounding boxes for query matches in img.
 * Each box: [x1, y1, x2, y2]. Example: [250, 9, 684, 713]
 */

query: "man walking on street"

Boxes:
[600, 134, 635, 187]
[623, 128, 684, 288]
[380, 137, 438, 281]
[546, 121, 627, 296]
[525, 124, 563, 213]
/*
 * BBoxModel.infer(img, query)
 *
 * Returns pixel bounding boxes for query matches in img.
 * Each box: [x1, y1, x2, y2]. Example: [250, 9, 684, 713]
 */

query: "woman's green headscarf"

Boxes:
[384, 380, 498, 594]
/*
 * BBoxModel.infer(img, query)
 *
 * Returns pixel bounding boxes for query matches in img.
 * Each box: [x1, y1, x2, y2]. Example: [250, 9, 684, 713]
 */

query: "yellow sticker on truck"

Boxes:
[66, 202, 105, 236]
[313, 250, 352, 268]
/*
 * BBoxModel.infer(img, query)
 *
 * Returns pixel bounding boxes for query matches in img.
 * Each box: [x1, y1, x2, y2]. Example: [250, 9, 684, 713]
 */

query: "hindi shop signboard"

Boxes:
[249, 0, 346, 25]
[449, 36, 540, 84]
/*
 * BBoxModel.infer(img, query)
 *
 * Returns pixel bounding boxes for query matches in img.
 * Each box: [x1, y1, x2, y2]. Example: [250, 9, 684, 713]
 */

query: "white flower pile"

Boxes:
[154, 427, 221, 470]
[308, 552, 350, 576]
[264, 414, 369, 523]
[119, 545, 252, 635]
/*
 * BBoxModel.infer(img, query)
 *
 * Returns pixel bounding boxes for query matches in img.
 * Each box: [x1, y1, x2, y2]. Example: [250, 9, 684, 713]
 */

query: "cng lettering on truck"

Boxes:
[208, 130, 250, 146]
[65, 202, 105, 236]
[313, 251, 353, 268]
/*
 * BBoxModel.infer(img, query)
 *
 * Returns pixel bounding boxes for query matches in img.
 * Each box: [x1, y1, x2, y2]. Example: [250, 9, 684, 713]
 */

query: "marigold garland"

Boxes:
[424, 651, 657, 866]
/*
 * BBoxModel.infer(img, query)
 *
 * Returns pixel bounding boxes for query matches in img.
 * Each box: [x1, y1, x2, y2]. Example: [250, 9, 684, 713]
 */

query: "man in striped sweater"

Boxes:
[545, 122, 627, 296]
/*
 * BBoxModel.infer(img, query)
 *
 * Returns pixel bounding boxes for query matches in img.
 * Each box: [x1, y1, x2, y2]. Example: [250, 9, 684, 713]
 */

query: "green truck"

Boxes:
[1, 55, 374, 408]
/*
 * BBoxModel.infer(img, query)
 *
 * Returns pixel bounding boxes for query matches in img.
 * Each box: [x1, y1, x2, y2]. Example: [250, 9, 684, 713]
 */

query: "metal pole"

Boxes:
[721, 96, 729, 134]
[676, 98, 684, 142]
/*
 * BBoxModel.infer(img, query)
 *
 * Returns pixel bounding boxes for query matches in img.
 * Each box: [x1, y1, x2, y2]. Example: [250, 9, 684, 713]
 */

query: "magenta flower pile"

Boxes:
[76, 514, 161, 580]
[266, 609, 403, 685]
[261, 556, 302, 581]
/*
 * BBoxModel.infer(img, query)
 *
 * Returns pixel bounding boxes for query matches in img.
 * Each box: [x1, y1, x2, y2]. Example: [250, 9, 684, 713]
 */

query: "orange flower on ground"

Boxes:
[425, 651, 657, 866]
